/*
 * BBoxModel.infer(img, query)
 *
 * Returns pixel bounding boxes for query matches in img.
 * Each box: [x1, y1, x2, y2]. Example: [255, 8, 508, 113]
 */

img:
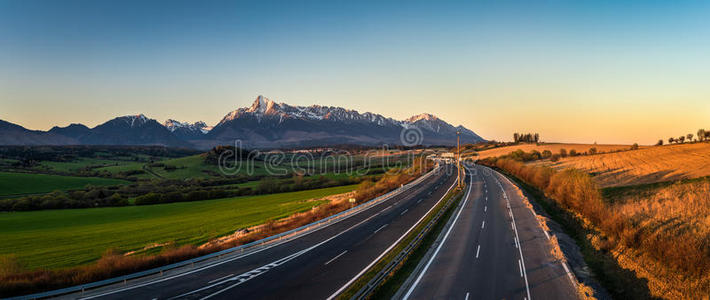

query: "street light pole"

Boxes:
[457, 130, 462, 188]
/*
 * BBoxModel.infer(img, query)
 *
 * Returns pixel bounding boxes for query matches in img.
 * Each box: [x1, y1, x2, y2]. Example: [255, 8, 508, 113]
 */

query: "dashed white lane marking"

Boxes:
[207, 273, 234, 284]
[324, 250, 348, 265]
[475, 245, 480, 258]
[403, 169, 473, 300]
[484, 205, 487, 212]
[400, 209, 409, 216]
[518, 259, 523, 277]
[465, 292, 470, 300]
[481, 221, 485, 229]
[338, 175, 459, 300]
[373, 224, 388, 234]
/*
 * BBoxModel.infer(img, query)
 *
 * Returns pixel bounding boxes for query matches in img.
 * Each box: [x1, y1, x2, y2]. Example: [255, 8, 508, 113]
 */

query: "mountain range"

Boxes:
[0, 96, 485, 149]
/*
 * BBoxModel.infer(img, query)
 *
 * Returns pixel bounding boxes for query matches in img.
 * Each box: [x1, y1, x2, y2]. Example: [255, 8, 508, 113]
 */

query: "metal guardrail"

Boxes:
[350, 181, 462, 300]
[11, 167, 440, 300]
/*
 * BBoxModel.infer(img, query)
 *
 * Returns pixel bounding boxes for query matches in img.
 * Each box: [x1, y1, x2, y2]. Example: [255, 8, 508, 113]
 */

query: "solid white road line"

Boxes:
[495, 171, 531, 300]
[402, 170, 473, 300]
[207, 274, 234, 284]
[324, 250, 348, 265]
[475, 245, 480, 258]
[373, 224, 388, 234]
[174, 209, 384, 299]
[328, 176, 459, 300]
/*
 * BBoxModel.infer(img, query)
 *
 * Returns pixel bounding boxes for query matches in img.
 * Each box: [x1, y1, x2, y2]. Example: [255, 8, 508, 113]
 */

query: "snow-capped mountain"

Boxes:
[163, 119, 212, 139]
[0, 95, 485, 149]
[217, 96, 402, 127]
[196, 96, 484, 148]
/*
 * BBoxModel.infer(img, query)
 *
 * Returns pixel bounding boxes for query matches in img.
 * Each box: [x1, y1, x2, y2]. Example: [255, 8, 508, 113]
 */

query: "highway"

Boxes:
[71, 164, 457, 300]
[401, 164, 579, 300]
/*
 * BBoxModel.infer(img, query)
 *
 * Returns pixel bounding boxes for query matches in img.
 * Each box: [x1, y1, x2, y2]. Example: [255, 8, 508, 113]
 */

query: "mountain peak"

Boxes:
[247, 95, 278, 114]
[163, 119, 211, 134]
[407, 113, 439, 123]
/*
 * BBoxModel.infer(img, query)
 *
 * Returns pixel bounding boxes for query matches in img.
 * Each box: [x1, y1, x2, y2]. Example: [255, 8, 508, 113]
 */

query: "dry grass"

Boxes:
[476, 143, 638, 160]
[536, 143, 710, 187]
[604, 180, 710, 299]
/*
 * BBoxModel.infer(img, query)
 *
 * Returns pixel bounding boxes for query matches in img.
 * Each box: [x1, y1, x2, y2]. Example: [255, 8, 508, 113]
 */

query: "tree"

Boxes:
[687, 133, 694, 143]
[569, 149, 578, 156]
[631, 143, 639, 150]
[679, 136, 685, 143]
[534, 133, 540, 143]
[589, 147, 597, 155]
[669, 137, 675, 144]
[513, 133, 520, 143]
[559, 148, 568, 157]
[656, 139, 663, 146]
[698, 129, 706, 142]
[542, 150, 552, 159]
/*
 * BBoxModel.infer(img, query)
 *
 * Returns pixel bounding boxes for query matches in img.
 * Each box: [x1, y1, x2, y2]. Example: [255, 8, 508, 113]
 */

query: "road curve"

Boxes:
[401, 164, 578, 300]
[69, 165, 457, 300]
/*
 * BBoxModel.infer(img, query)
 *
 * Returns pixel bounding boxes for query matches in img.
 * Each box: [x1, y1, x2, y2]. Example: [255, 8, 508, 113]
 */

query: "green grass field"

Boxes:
[37, 158, 135, 173]
[0, 172, 129, 197]
[0, 184, 356, 270]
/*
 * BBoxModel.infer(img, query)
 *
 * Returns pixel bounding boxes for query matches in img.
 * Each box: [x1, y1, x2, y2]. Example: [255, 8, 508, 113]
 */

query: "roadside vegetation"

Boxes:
[480, 156, 710, 299]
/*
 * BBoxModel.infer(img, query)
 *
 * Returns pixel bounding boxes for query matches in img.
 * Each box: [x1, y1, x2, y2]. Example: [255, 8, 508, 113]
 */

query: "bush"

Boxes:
[542, 150, 552, 159]
[559, 148, 568, 157]
[134, 193, 161, 205]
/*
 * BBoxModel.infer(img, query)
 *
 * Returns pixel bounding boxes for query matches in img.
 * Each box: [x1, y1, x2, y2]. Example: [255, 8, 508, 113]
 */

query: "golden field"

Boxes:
[601, 180, 710, 298]
[536, 143, 710, 187]
[474, 143, 639, 160]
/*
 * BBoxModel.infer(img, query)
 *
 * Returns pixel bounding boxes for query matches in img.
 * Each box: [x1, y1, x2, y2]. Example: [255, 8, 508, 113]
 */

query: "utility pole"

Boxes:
[457, 130, 462, 188]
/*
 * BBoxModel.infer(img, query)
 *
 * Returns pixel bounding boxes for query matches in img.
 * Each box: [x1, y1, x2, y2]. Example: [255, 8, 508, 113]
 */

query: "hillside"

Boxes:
[475, 143, 638, 160]
[535, 143, 710, 187]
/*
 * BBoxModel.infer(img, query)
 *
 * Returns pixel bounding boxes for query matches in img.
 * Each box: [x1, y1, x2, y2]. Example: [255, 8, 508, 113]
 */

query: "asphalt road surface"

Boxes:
[402, 164, 578, 300]
[72, 165, 457, 300]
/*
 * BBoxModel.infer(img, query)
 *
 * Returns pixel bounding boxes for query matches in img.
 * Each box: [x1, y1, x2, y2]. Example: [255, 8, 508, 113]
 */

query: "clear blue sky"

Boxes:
[1, 0, 709, 144]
